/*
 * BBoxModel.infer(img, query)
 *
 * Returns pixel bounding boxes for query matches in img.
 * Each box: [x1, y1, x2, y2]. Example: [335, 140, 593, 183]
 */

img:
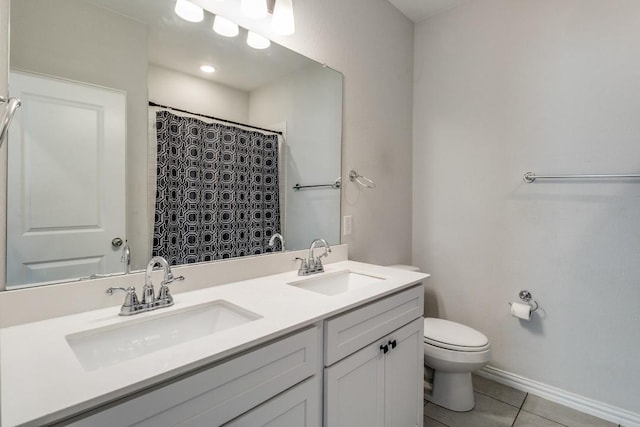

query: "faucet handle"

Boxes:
[166, 273, 185, 284]
[312, 257, 325, 273]
[294, 257, 310, 275]
[156, 285, 175, 307]
[106, 286, 140, 314]
[156, 274, 183, 307]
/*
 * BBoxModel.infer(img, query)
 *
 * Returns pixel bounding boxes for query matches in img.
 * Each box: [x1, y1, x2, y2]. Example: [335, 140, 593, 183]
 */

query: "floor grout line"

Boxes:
[509, 392, 527, 427]
[473, 389, 526, 409]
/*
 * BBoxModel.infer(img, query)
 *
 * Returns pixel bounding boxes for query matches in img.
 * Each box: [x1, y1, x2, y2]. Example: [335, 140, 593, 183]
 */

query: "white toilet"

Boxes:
[388, 265, 491, 412]
[423, 317, 491, 411]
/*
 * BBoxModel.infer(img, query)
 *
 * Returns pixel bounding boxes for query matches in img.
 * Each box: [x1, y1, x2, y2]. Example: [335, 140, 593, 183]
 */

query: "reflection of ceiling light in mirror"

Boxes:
[247, 31, 271, 49]
[200, 65, 216, 73]
[272, 0, 295, 35]
[213, 15, 239, 37]
[241, 0, 268, 20]
[174, 0, 204, 22]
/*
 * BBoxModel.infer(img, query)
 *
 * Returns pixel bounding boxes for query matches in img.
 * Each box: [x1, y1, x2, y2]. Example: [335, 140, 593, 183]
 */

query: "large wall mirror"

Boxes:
[7, 0, 343, 289]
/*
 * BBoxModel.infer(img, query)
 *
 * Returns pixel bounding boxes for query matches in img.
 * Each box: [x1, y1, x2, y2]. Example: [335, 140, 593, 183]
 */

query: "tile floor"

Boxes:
[424, 375, 620, 427]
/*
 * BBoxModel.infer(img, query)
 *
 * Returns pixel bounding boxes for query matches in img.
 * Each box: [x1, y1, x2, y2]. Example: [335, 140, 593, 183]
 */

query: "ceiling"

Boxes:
[82, 0, 314, 92]
[387, 0, 468, 23]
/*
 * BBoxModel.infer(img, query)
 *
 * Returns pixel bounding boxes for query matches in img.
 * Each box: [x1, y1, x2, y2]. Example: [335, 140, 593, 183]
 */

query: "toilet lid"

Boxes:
[424, 318, 489, 352]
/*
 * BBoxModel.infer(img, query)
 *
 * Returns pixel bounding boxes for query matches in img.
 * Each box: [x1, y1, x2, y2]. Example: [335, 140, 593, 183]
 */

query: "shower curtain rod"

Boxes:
[148, 101, 283, 136]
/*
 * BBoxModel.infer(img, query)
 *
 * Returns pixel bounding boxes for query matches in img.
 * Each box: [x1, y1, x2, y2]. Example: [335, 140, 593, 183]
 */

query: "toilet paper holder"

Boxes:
[509, 290, 539, 312]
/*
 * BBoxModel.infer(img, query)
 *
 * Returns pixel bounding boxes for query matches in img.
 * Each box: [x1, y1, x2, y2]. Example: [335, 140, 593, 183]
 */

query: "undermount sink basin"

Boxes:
[66, 300, 261, 372]
[287, 270, 386, 296]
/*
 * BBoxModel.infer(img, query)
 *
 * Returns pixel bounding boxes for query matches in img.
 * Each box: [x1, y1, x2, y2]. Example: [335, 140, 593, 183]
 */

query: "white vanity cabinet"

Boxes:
[53, 283, 425, 427]
[66, 327, 320, 427]
[323, 286, 424, 427]
[224, 376, 320, 427]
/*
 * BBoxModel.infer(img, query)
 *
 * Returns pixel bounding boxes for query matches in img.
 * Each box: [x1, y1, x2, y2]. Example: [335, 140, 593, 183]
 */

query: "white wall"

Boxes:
[0, 0, 9, 417]
[413, 0, 640, 414]
[249, 64, 342, 250]
[148, 65, 250, 123]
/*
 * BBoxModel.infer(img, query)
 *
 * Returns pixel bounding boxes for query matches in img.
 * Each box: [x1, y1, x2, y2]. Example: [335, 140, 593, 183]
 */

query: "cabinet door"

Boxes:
[224, 377, 320, 427]
[384, 318, 424, 427]
[324, 341, 385, 427]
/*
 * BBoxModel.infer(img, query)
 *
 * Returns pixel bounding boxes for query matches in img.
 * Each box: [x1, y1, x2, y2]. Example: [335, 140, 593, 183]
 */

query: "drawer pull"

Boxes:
[380, 344, 389, 354]
[389, 339, 397, 349]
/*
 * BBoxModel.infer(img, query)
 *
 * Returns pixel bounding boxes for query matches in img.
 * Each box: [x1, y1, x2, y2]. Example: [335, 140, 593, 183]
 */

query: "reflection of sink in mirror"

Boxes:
[66, 301, 261, 372]
[287, 271, 386, 296]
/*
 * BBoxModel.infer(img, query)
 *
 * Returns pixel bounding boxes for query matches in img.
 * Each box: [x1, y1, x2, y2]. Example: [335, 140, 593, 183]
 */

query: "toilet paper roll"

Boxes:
[510, 301, 532, 320]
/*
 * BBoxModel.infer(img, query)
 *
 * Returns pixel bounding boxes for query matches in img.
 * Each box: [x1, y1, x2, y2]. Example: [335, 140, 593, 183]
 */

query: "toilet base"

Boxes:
[427, 370, 475, 412]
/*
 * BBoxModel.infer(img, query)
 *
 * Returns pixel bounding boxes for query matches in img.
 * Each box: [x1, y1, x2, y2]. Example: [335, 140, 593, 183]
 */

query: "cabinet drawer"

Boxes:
[223, 376, 320, 427]
[68, 327, 318, 427]
[324, 285, 423, 366]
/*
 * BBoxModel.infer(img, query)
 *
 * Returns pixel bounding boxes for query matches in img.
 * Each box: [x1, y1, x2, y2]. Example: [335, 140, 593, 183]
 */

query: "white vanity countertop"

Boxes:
[1, 260, 428, 427]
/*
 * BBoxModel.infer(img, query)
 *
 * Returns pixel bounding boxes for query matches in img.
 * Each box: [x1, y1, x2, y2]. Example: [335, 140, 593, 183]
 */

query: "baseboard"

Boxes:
[477, 366, 640, 427]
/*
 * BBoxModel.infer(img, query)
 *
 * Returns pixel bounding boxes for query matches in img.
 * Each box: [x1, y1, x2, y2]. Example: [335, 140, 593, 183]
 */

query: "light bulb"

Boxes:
[174, 0, 204, 23]
[213, 15, 239, 37]
[247, 31, 271, 49]
[272, 0, 295, 35]
[200, 65, 216, 73]
[241, 0, 268, 20]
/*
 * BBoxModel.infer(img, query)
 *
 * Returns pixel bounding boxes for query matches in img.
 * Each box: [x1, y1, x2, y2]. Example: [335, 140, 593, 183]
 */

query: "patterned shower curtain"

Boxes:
[152, 110, 281, 265]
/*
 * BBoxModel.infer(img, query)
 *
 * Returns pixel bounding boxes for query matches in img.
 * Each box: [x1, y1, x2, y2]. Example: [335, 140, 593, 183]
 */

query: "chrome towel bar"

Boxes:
[523, 171, 640, 183]
[0, 96, 22, 147]
[293, 177, 341, 191]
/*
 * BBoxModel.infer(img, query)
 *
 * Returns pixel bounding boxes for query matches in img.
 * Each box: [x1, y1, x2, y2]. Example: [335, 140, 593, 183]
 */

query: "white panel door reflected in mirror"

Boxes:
[7, 71, 126, 287]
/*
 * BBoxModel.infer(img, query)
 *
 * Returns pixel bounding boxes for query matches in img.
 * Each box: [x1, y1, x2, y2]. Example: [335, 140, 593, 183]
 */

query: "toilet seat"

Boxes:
[424, 318, 490, 352]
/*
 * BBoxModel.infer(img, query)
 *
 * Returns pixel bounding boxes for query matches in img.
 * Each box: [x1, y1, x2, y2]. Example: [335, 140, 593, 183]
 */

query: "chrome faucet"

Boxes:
[121, 244, 131, 274]
[268, 233, 286, 251]
[296, 239, 332, 276]
[144, 256, 184, 307]
[106, 256, 184, 316]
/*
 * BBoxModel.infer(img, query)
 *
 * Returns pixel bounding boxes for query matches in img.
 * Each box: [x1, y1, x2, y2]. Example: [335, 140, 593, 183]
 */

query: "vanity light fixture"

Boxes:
[247, 31, 271, 49]
[272, 0, 295, 35]
[200, 65, 216, 73]
[213, 15, 240, 37]
[174, 0, 204, 23]
[241, 0, 268, 20]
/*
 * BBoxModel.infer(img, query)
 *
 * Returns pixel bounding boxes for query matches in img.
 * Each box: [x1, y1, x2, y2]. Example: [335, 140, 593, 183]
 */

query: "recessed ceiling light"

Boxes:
[213, 15, 239, 37]
[200, 65, 216, 73]
[247, 31, 271, 50]
[174, 0, 204, 23]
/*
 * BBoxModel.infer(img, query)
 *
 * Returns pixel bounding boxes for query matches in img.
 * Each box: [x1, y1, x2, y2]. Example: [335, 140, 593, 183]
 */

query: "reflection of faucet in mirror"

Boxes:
[121, 243, 131, 274]
[268, 233, 286, 252]
[296, 239, 332, 276]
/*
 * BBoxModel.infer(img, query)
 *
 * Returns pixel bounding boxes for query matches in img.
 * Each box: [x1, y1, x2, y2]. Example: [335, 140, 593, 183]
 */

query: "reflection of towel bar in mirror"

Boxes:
[349, 170, 376, 189]
[0, 96, 22, 147]
[293, 177, 341, 191]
